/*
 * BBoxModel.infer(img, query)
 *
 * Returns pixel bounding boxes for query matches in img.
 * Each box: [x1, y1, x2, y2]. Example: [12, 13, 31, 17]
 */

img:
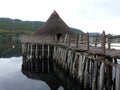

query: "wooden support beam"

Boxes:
[106, 57, 112, 89]
[102, 31, 106, 54]
[47, 45, 50, 59]
[30, 44, 33, 58]
[42, 44, 44, 58]
[116, 68, 120, 90]
[42, 61, 44, 72]
[99, 62, 105, 90]
[68, 35, 70, 46]
[92, 61, 98, 90]
[86, 32, 89, 50]
[35, 60, 38, 72]
[108, 34, 111, 49]
[35, 44, 38, 59]
[95, 35, 98, 47]
[76, 34, 79, 48]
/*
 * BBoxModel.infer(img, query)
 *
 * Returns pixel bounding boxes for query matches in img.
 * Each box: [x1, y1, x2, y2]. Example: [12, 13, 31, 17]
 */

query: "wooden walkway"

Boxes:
[20, 31, 120, 90]
[62, 43, 120, 58]
[20, 31, 120, 58]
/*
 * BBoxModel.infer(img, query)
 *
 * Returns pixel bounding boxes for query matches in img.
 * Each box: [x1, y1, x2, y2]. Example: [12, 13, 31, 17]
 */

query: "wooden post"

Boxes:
[95, 35, 97, 47]
[86, 32, 89, 50]
[30, 60, 33, 70]
[99, 62, 105, 90]
[42, 44, 44, 58]
[64, 34, 68, 44]
[42, 61, 44, 72]
[106, 57, 112, 89]
[22, 43, 25, 54]
[79, 34, 82, 44]
[84, 57, 89, 88]
[30, 44, 32, 58]
[27, 44, 30, 58]
[116, 68, 120, 90]
[48, 60, 50, 73]
[35, 44, 38, 59]
[76, 34, 79, 48]
[47, 45, 50, 59]
[81, 34, 84, 44]
[108, 34, 111, 49]
[27, 61, 30, 70]
[68, 35, 70, 46]
[102, 31, 106, 54]
[35, 60, 38, 72]
[92, 61, 98, 90]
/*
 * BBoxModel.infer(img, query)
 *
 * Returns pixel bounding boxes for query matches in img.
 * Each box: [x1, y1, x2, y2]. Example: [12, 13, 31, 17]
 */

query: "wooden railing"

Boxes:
[57, 31, 120, 52]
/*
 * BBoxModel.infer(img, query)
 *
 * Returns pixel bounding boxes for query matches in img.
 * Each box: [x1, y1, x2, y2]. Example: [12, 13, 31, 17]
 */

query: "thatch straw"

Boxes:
[35, 10, 75, 36]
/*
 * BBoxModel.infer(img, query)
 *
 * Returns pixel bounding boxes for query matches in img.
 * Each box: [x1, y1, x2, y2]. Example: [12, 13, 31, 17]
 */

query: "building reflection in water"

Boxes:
[22, 58, 83, 90]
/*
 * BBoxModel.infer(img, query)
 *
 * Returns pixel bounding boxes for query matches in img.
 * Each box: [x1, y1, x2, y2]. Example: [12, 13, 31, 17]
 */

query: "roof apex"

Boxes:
[53, 10, 57, 14]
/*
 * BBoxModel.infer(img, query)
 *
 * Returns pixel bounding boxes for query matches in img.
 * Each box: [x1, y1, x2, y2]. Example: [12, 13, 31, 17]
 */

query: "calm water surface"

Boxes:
[0, 57, 53, 90]
[0, 57, 79, 90]
[0, 43, 120, 90]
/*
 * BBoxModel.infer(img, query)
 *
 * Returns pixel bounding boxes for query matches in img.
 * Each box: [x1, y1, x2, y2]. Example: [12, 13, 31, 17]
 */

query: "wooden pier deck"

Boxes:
[64, 43, 120, 58]
[20, 31, 120, 90]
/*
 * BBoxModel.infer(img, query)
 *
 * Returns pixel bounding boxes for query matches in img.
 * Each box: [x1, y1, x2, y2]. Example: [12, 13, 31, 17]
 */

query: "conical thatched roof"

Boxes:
[35, 10, 75, 36]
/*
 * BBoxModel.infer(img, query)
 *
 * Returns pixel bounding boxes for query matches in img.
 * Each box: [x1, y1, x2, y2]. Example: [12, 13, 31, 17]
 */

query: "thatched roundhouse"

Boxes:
[35, 10, 76, 42]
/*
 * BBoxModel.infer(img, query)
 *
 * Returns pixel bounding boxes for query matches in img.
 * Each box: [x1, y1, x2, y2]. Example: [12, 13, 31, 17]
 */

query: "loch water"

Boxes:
[0, 41, 120, 90]
[0, 56, 83, 90]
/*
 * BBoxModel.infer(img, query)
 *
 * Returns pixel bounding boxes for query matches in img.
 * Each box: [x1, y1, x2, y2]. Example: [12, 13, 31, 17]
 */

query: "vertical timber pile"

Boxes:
[22, 43, 54, 73]
[102, 31, 106, 54]
[53, 45, 120, 90]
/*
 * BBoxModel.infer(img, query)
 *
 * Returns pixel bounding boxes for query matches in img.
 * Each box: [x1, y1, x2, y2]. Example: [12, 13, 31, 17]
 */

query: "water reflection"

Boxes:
[0, 41, 21, 58]
[22, 59, 64, 90]
[22, 58, 83, 90]
[0, 57, 51, 90]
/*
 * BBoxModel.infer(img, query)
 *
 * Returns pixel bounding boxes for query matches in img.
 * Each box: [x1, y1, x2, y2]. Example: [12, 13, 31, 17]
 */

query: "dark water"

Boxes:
[0, 57, 82, 90]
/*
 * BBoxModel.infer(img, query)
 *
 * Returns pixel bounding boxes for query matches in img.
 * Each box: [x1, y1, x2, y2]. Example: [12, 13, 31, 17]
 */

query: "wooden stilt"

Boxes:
[42, 44, 44, 58]
[106, 57, 112, 89]
[116, 68, 120, 90]
[48, 60, 50, 73]
[108, 34, 111, 49]
[72, 53, 77, 77]
[30, 60, 33, 70]
[68, 35, 70, 46]
[76, 34, 79, 48]
[102, 31, 106, 54]
[47, 45, 50, 59]
[99, 62, 105, 90]
[84, 57, 89, 88]
[35, 60, 38, 72]
[42, 61, 44, 72]
[92, 61, 98, 90]
[86, 32, 89, 50]
[22, 43, 25, 54]
[35, 44, 38, 59]
[30, 44, 32, 59]
[78, 55, 86, 84]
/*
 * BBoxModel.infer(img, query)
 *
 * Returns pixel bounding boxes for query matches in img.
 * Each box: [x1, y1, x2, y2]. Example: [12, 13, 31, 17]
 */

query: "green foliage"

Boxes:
[0, 18, 44, 32]
[70, 27, 84, 34]
[0, 18, 83, 35]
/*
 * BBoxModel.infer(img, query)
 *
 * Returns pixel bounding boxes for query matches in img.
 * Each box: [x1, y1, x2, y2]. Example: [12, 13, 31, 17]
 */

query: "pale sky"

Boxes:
[0, 0, 120, 35]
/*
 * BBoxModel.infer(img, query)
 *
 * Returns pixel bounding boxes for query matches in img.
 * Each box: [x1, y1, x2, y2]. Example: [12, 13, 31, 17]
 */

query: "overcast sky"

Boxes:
[0, 0, 120, 35]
